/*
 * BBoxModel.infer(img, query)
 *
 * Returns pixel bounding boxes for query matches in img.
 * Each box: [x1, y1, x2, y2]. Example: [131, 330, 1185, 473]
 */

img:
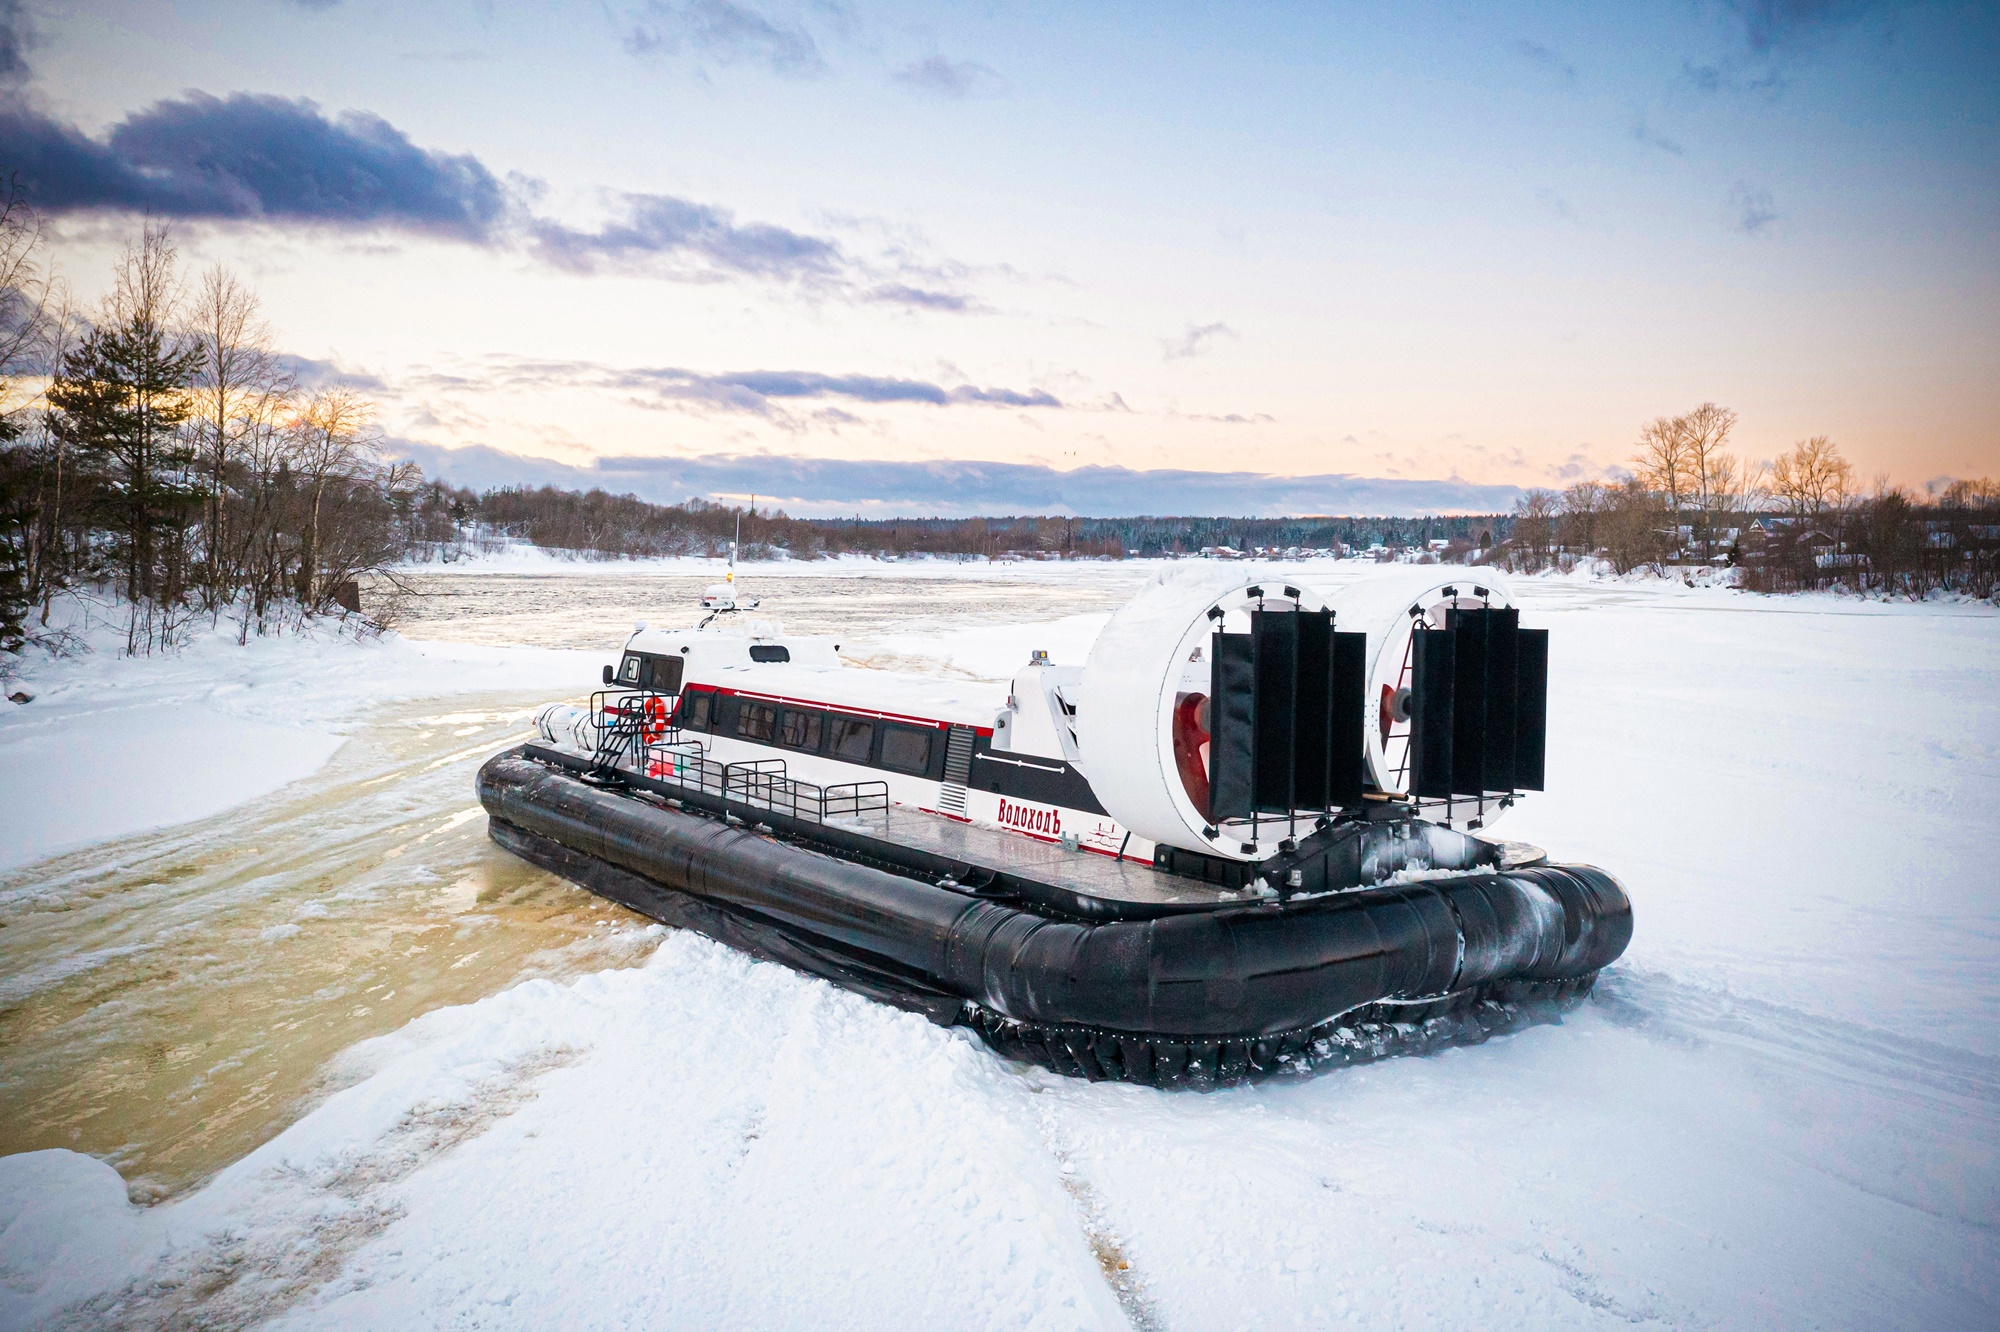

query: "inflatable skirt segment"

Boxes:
[479, 751, 1632, 1087]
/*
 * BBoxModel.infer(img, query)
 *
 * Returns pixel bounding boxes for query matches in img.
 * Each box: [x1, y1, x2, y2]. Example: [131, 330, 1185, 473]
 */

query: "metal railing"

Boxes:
[642, 747, 888, 828]
[585, 690, 887, 827]
[586, 689, 684, 775]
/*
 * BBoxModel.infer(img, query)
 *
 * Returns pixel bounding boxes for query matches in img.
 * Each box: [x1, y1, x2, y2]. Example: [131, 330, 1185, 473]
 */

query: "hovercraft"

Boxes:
[477, 567, 1632, 1087]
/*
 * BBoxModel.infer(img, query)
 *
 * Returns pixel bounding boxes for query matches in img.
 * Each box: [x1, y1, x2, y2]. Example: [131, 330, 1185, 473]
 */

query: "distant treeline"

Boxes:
[446, 484, 1508, 562]
[1488, 407, 1999, 596]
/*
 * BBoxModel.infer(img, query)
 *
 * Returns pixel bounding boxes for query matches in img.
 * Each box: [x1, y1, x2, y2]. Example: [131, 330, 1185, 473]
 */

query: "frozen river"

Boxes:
[2, 560, 1997, 1329]
[0, 564, 1151, 1199]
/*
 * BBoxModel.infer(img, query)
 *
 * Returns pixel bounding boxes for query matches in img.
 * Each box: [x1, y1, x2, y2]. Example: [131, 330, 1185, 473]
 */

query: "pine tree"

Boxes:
[47, 324, 202, 631]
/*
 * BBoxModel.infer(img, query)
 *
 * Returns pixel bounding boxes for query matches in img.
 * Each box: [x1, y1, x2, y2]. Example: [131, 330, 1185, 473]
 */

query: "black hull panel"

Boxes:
[478, 750, 1632, 1084]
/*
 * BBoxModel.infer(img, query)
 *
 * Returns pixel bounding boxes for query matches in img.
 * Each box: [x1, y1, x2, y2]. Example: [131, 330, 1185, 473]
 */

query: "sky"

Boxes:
[2, 0, 1996, 517]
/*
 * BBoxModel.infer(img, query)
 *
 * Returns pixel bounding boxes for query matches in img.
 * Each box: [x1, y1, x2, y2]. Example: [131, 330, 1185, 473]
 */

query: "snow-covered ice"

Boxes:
[1, 566, 1996, 1330]
[0, 602, 595, 870]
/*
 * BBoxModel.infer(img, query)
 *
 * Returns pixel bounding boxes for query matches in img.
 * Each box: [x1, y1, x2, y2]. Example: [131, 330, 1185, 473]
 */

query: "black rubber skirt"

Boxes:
[479, 751, 1633, 1086]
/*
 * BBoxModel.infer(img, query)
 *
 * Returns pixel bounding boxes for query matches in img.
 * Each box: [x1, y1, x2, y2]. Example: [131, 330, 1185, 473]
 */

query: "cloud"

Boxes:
[618, 0, 824, 76]
[391, 442, 1527, 519]
[1726, 0, 1878, 54]
[611, 366, 1060, 412]
[1680, 1, 1885, 96]
[946, 384, 1061, 407]
[1680, 56, 1787, 97]
[1730, 181, 1779, 233]
[1163, 322, 1234, 361]
[1681, 59, 1726, 93]
[1175, 411, 1274, 425]
[0, 1, 29, 86]
[0, 14, 979, 309]
[531, 192, 842, 282]
[432, 358, 1059, 414]
[1631, 120, 1685, 155]
[274, 353, 388, 392]
[1511, 39, 1577, 84]
[0, 89, 981, 310]
[891, 56, 1005, 99]
[0, 92, 507, 239]
[863, 283, 976, 312]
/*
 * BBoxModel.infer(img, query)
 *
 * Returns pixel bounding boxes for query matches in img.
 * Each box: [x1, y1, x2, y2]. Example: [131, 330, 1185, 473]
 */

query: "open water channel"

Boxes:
[0, 565, 1150, 1200]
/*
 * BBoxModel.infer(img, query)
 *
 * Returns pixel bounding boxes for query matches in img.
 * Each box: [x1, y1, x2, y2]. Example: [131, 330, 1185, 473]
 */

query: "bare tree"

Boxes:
[187, 264, 290, 613]
[1509, 488, 1560, 572]
[1634, 415, 1692, 532]
[1600, 478, 1668, 575]
[286, 385, 380, 607]
[1677, 402, 1739, 559]
[1769, 436, 1854, 522]
[1937, 476, 1998, 509]
[0, 180, 54, 652]
[0, 179, 52, 414]
[230, 367, 302, 638]
[1558, 479, 1608, 564]
[23, 285, 81, 625]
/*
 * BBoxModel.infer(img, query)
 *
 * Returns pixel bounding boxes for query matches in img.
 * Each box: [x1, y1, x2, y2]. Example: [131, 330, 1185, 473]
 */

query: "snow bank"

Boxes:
[0, 707, 345, 870]
[0, 600, 595, 870]
[0, 937, 1126, 1331]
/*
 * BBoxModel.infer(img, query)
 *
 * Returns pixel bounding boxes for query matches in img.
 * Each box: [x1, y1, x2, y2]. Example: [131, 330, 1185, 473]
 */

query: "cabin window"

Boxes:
[678, 691, 712, 731]
[879, 725, 934, 775]
[641, 654, 684, 693]
[738, 702, 779, 742]
[779, 709, 823, 751]
[829, 717, 874, 763]
[712, 695, 741, 733]
[618, 652, 684, 693]
[748, 645, 791, 664]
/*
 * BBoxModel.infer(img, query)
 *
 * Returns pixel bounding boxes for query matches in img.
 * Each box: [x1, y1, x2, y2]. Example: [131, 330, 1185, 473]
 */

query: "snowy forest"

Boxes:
[0, 203, 468, 655]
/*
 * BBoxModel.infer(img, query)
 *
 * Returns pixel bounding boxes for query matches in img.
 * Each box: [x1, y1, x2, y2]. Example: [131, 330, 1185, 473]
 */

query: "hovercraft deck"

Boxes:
[519, 739, 1256, 920]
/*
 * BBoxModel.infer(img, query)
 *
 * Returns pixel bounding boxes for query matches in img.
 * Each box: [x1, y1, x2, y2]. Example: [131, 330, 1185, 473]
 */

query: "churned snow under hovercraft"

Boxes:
[476, 567, 1632, 1087]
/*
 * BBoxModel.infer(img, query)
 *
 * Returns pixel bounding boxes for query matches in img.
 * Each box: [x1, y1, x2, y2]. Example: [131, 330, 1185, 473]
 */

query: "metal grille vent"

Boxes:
[1208, 607, 1368, 824]
[940, 725, 975, 817]
[1408, 607, 1548, 799]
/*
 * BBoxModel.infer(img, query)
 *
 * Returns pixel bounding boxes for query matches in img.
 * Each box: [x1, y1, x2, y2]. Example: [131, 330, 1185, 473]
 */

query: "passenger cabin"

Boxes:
[603, 623, 1115, 827]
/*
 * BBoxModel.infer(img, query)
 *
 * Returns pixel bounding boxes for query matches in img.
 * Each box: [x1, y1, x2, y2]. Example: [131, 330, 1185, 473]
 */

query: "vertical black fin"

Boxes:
[1208, 630, 1256, 820]
[1480, 608, 1519, 792]
[1330, 630, 1367, 806]
[1290, 610, 1332, 811]
[1448, 608, 1488, 796]
[1250, 610, 1298, 814]
[1514, 628, 1548, 791]
[1410, 627, 1456, 799]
